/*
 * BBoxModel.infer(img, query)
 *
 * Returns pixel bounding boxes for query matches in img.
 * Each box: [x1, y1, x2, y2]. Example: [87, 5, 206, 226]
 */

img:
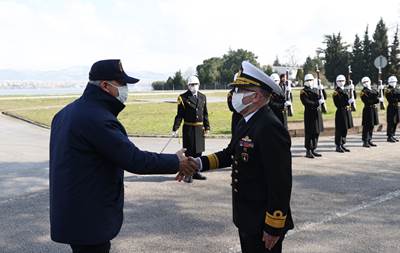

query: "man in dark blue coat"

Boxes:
[49, 59, 197, 253]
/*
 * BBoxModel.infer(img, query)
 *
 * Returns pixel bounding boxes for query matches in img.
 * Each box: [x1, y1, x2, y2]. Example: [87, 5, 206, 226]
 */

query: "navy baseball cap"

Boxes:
[89, 59, 139, 85]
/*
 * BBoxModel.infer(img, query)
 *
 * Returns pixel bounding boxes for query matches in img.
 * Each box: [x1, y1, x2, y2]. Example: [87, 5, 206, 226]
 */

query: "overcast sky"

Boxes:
[0, 0, 399, 76]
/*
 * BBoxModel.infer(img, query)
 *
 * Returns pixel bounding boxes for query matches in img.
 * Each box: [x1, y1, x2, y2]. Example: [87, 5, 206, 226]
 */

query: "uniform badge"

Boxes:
[240, 136, 254, 149]
[241, 152, 249, 162]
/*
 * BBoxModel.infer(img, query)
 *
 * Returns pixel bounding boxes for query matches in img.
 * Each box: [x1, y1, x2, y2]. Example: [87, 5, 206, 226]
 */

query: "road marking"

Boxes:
[288, 189, 400, 235]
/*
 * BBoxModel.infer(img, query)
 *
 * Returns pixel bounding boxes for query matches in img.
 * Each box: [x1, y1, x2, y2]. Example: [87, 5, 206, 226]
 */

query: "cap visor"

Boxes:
[123, 73, 140, 84]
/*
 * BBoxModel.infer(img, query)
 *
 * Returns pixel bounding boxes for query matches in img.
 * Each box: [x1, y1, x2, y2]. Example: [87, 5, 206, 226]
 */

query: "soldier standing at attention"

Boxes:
[333, 75, 353, 152]
[300, 74, 324, 158]
[360, 76, 380, 148]
[172, 75, 209, 181]
[269, 73, 289, 129]
[193, 61, 293, 253]
[385, 75, 400, 142]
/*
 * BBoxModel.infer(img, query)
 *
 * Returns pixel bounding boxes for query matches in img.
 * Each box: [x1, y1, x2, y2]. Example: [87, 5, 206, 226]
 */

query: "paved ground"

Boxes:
[0, 114, 399, 253]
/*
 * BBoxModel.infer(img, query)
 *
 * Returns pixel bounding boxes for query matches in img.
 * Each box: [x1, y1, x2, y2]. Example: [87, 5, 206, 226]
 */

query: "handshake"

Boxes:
[174, 148, 201, 182]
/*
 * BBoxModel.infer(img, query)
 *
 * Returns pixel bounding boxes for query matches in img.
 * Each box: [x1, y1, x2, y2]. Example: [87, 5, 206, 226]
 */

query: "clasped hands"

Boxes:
[175, 148, 200, 181]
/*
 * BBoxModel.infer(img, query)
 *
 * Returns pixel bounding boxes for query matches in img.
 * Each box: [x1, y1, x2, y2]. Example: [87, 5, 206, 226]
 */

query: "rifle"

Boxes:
[285, 69, 293, 116]
[347, 65, 356, 111]
[378, 67, 385, 110]
[316, 64, 327, 113]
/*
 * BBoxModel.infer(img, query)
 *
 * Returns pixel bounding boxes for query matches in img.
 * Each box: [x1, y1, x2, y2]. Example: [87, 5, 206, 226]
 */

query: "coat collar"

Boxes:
[82, 83, 125, 116]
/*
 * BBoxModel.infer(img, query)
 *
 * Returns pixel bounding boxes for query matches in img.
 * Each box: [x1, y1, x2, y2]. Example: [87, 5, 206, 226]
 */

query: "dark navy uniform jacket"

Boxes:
[172, 90, 210, 154]
[360, 87, 380, 127]
[385, 86, 400, 125]
[300, 86, 324, 135]
[50, 84, 179, 245]
[199, 105, 293, 236]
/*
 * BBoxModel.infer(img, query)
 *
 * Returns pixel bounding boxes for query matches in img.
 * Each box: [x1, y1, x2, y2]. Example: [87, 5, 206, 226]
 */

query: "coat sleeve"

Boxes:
[173, 95, 184, 131]
[199, 140, 233, 171]
[261, 123, 292, 236]
[203, 95, 210, 130]
[85, 118, 179, 175]
[300, 90, 319, 108]
[269, 93, 285, 111]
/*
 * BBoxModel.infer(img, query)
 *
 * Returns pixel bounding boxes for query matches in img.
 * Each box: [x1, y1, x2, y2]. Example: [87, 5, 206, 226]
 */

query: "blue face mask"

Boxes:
[107, 82, 128, 104]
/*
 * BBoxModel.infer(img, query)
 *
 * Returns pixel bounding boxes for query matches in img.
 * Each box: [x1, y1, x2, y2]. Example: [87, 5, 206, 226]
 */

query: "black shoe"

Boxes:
[395, 137, 399, 142]
[368, 141, 377, 147]
[341, 145, 350, 152]
[336, 145, 344, 153]
[311, 150, 322, 157]
[387, 137, 396, 143]
[192, 172, 207, 180]
[305, 150, 315, 158]
[363, 142, 370, 148]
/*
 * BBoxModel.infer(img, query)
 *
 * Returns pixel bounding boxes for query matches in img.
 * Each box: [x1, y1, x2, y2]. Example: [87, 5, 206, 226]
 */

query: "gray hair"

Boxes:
[88, 80, 102, 86]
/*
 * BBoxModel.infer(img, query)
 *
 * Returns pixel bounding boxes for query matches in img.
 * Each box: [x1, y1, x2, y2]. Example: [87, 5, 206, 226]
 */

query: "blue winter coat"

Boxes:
[49, 84, 179, 244]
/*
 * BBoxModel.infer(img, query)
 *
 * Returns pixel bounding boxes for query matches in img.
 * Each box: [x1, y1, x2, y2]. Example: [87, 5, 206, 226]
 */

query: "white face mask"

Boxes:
[389, 81, 397, 88]
[189, 84, 199, 94]
[336, 81, 345, 89]
[304, 80, 314, 88]
[108, 82, 128, 104]
[232, 91, 255, 113]
[363, 82, 371, 90]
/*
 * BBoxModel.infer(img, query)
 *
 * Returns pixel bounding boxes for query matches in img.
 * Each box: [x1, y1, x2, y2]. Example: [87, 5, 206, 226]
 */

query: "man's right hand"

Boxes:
[176, 157, 197, 181]
[171, 131, 178, 137]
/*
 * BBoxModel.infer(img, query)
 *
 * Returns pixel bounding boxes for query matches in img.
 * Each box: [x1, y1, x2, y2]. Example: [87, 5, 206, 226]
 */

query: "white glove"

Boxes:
[172, 131, 178, 137]
[318, 83, 324, 90]
[379, 97, 384, 103]
[319, 99, 325, 105]
[285, 84, 292, 91]
[378, 85, 385, 90]
[194, 157, 202, 172]
[348, 98, 355, 104]
[284, 100, 292, 107]
[348, 84, 354, 90]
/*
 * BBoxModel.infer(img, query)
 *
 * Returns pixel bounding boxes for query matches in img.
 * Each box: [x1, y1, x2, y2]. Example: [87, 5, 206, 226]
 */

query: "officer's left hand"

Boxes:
[379, 97, 384, 103]
[204, 130, 210, 136]
[262, 232, 280, 250]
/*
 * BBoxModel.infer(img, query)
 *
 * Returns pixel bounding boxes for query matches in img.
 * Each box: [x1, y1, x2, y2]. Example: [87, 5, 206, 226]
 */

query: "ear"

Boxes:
[99, 81, 112, 94]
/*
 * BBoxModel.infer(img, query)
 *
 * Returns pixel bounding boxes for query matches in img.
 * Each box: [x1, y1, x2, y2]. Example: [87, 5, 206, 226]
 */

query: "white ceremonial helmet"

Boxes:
[304, 73, 315, 88]
[336, 75, 346, 88]
[361, 76, 371, 89]
[270, 73, 280, 85]
[187, 75, 200, 85]
[388, 75, 398, 87]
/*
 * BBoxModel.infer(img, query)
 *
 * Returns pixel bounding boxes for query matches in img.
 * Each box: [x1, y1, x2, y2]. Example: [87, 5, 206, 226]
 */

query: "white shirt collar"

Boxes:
[244, 110, 258, 122]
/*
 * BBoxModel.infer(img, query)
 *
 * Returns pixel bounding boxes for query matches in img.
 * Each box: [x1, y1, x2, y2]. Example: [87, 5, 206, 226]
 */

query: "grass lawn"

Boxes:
[0, 89, 378, 136]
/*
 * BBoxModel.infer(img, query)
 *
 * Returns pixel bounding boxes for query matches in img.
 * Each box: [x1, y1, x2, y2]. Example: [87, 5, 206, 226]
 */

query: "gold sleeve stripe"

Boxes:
[177, 96, 185, 108]
[233, 76, 261, 87]
[265, 211, 286, 229]
[207, 153, 219, 170]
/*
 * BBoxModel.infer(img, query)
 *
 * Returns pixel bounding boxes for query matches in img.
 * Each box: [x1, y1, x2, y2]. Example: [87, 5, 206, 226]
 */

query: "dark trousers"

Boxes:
[70, 241, 110, 253]
[362, 125, 374, 142]
[238, 230, 284, 253]
[335, 128, 347, 146]
[304, 133, 319, 150]
[387, 122, 398, 137]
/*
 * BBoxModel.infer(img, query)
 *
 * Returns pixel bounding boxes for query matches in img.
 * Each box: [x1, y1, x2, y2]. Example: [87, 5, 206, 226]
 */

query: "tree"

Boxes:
[350, 34, 364, 84]
[362, 26, 375, 82]
[151, 80, 166, 90]
[372, 18, 389, 82]
[171, 70, 186, 90]
[388, 25, 400, 77]
[196, 57, 223, 89]
[322, 33, 350, 83]
[219, 49, 260, 85]
[261, 65, 273, 75]
[273, 56, 281, 66]
[303, 57, 314, 76]
[295, 68, 304, 85]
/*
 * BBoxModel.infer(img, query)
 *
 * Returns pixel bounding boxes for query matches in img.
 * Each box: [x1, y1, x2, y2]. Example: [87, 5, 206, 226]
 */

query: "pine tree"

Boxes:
[362, 26, 375, 82]
[350, 34, 364, 84]
[388, 25, 400, 78]
[323, 33, 350, 83]
[372, 18, 389, 82]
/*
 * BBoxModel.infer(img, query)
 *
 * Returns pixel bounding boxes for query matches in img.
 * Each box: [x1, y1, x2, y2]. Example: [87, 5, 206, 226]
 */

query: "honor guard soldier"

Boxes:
[269, 73, 289, 129]
[227, 73, 243, 134]
[385, 75, 400, 142]
[360, 77, 380, 147]
[300, 74, 324, 158]
[333, 75, 353, 152]
[194, 61, 293, 253]
[172, 75, 209, 180]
